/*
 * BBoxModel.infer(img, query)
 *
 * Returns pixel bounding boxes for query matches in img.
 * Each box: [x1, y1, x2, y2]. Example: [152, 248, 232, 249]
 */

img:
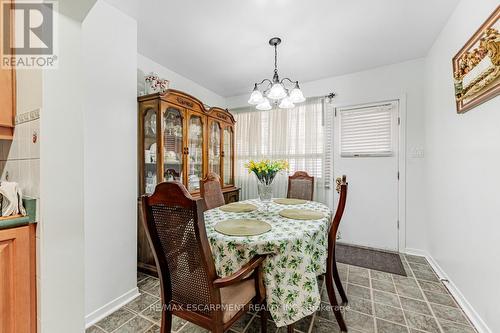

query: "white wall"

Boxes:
[138, 54, 226, 107]
[82, 0, 139, 325]
[39, 11, 86, 333]
[227, 59, 427, 251]
[424, 0, 499, 332]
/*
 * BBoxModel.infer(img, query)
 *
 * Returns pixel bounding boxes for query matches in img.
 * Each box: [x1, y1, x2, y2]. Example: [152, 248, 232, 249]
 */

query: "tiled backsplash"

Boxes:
[0, 108, 40, 199]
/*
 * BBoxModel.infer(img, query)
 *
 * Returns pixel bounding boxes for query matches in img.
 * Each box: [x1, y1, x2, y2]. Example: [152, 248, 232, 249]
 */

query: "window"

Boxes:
[339, 104, 395, 157]
[233, 98, 328, 201]
[235, 100, 324, 177]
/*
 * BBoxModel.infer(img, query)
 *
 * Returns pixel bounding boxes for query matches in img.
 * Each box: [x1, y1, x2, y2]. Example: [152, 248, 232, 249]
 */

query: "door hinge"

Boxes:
[397, 171, 400, 180]
[397, 220, 400, 229]
[334, 109, 337, 117]
[398, 117, 401, 125]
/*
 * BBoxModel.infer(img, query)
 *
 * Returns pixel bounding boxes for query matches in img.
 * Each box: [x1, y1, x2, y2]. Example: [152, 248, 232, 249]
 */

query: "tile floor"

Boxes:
[86, 254, 477, 333]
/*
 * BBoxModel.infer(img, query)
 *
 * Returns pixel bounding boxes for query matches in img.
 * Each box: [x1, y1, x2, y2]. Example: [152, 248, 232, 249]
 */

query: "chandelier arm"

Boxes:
[257, 78, 272, 86]
[256, 79, 273, 92]
[280, 77, 298, 88]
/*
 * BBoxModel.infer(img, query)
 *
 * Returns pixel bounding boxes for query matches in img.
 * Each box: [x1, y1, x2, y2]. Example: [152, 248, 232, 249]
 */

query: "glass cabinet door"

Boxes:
[187, 115, 204, 192]
[223, 127, 233, 186]
[163, 107, 183, 182]
[143, 109, 158, 194]
[208, 121, 221, 176]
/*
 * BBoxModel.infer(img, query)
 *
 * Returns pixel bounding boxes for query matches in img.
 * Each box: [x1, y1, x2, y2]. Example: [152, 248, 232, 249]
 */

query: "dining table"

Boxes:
[204, 198, 333, 327]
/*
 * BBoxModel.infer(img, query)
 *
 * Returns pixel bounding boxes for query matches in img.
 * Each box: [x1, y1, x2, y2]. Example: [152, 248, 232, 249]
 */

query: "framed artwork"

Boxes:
[452, 6, 499, 114]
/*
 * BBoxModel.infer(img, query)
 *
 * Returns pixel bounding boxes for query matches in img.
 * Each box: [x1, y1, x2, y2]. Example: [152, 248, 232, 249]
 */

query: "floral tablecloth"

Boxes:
[204, 199, 332, 327]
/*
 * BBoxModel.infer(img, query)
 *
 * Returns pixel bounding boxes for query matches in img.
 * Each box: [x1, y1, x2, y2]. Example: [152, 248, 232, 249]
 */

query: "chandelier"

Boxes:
[248, 37, 305, 110]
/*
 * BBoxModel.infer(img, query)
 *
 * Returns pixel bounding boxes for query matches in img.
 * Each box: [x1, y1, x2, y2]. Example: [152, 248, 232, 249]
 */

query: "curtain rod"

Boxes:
[231, 92, 336, 112]
[312, 92, 336, 100]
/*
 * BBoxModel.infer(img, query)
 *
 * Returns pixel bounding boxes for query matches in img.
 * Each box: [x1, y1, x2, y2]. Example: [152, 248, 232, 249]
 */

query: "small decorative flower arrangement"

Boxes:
[145, 72, 169, 94]
[245, 159, 289, 203]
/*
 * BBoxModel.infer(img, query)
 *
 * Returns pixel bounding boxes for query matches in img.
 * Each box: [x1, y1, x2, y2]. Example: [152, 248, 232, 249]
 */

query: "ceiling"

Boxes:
[105, 0, 459, 98]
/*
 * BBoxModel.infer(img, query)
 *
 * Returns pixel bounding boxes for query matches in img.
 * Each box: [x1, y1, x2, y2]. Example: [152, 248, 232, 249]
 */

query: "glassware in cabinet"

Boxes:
[223, 127, 234, 186]
[143, 109, 158, 194]
[187, 115, 204, 192]
[208, 121, 221, 176]
[163, 107, 184, 181]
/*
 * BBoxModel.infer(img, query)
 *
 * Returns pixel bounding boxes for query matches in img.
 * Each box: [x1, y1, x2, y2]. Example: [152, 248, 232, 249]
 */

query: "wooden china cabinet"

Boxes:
[137, 89, 239, 274]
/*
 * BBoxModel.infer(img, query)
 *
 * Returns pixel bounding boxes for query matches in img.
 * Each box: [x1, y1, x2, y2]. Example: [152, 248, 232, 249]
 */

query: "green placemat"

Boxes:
[214, 219, 272, 236]
[273, 198, 307, 205]
[219, 203, 257, 213]
[279, 209, 325, 220]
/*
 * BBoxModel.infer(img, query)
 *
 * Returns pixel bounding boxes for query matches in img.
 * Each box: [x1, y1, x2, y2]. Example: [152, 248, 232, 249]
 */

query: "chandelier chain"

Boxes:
[274, 44, 278, 73]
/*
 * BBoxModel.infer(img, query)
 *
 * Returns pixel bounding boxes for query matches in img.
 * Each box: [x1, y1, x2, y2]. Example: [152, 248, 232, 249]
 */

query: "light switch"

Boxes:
[410, 148, 424, 158]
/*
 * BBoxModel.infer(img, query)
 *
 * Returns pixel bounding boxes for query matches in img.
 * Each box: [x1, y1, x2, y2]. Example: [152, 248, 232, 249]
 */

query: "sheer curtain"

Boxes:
[234, 98, 328, 203]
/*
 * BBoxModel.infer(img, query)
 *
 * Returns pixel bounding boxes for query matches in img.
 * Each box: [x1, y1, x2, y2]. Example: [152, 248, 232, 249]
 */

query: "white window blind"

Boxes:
[340, 104, 394, 157]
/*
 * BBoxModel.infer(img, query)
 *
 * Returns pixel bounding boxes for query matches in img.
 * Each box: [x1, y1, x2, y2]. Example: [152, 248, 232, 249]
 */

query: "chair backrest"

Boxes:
[141, 181, 219, 317]
[287, 171, 314, 201]
[201, 172, 226, 210]
[328, 175, 348, 260]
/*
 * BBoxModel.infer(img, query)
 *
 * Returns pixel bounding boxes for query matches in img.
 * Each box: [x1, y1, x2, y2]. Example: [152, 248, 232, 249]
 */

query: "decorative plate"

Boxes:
[219, 203, 258, 213]
[279, 209, 325, 220]
[214, 219, 272, 236]
[273, 198, 307, 205]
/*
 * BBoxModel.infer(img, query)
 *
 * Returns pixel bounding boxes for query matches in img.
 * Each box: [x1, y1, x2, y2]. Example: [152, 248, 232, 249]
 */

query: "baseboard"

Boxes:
[338, 241, 399, 254]
[404, 248, 491, 333]
[85, 287, 140, 328]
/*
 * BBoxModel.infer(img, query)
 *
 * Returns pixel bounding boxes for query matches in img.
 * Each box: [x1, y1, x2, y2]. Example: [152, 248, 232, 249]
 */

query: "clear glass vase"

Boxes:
[257, 181, 273, 202]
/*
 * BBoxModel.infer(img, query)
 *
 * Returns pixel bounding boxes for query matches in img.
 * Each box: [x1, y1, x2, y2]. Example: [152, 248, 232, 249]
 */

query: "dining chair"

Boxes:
[201, 172, 226, 209]
[287, 171, 314, 201]
[287, 176, 348, 333]
[141, 181, 268, 333]
[325, 175, 349, 331]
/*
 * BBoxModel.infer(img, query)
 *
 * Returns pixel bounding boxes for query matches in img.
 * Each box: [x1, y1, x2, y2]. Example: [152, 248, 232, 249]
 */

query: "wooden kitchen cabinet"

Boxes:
[0, 0, 16, 140]
[0, 225, 36, 333]
[0, 66, 15, 140]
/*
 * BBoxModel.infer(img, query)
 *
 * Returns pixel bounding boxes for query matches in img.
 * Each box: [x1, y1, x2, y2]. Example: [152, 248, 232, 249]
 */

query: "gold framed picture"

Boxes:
[452, 6, 499, 114]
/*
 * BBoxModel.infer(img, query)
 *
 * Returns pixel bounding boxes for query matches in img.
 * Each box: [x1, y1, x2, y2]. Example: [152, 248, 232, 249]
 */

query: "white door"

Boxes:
[333, 101, 399, 251]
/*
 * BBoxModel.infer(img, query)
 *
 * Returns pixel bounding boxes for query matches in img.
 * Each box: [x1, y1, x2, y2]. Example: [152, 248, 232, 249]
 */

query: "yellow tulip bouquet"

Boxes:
[244, 159, 289, 185]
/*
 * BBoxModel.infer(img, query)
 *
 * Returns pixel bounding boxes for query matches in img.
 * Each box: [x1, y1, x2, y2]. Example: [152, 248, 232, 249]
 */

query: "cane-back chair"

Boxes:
[201, 172, 226, 210]
[287, 171, 314, 201]
[141, 182, 268, 333]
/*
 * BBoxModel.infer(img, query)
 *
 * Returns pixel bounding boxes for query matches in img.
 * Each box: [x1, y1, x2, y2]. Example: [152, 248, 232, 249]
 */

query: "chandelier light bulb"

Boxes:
[248, 87, 264, 105]
[279, 95, 295, 109]
[289, 84, 306, 103]
[256, 97, 272, 111]
[267, 83, 287, 100]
